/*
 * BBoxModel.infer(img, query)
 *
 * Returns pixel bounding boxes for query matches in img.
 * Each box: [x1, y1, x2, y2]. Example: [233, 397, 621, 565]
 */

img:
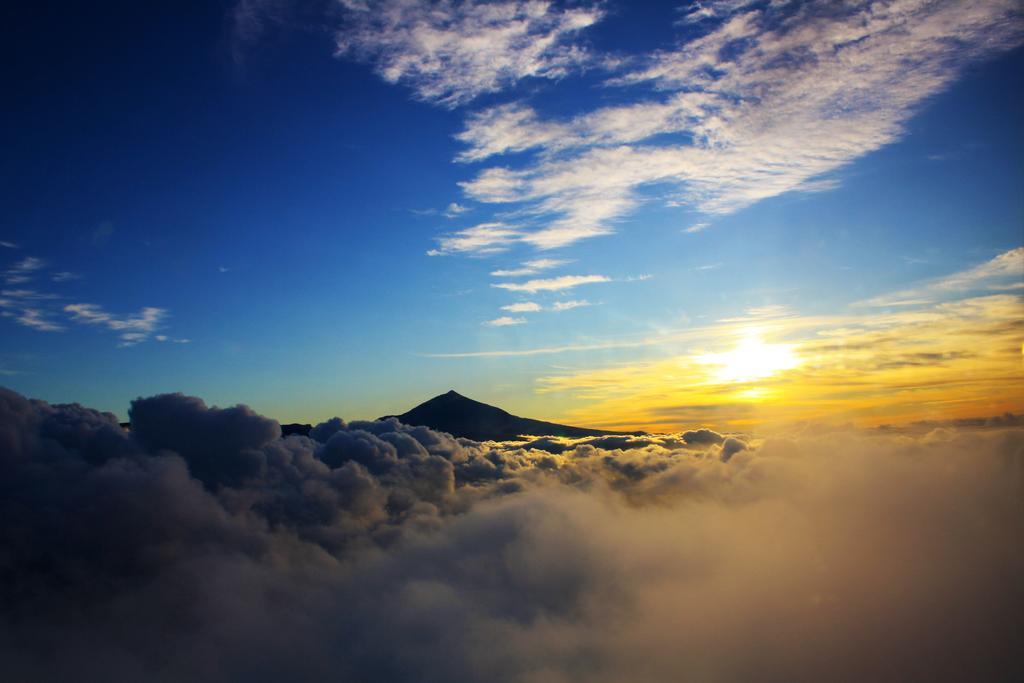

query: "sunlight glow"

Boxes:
[697, 328, 800, 383]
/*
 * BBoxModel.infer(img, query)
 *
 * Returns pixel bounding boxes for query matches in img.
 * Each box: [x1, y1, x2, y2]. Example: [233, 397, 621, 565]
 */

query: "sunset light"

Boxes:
[697, 329, 800, 383]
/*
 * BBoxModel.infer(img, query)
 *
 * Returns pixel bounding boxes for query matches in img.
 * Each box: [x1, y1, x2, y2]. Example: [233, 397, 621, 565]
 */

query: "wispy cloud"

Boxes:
[855, 247, 1024, 307]
[65, 303, 168, 346]
[491, 258, 569, 277]
[455, 1, 1024, 249]
[424, 335, 667, 359]
[0, 254, 184, 346]
[11, 308, 64, 332]
[552, 299, 592, 311]
[0, 288, 64, 332]
[428, 222, 522, 256]
[0, 240, 17, 249]
[1, 289, 59, 301]
[336, 0, 604, 107]
[429, 254, 1024, 371]
[3, 257, 46, 285]
[51, 271, 81, 282]
[443, 202, 470, 218]
[492, 274, 610, 293]
[484, 315, 526, 327]
[501, 301, 541, 313]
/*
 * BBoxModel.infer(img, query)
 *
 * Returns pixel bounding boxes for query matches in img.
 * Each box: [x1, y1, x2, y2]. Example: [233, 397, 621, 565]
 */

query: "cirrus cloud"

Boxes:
[492, 273, 610, 293]
[336, 0, 604, 107]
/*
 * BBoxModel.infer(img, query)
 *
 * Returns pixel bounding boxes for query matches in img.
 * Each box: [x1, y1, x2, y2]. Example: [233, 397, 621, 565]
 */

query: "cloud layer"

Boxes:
[336, 0, 604, 107]
[455, 0, 1024, 249]
[1, 387, 1021, 681]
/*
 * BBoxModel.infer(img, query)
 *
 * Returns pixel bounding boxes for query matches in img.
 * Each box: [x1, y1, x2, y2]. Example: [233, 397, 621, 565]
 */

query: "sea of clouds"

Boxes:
[1, 387, 1021, 682]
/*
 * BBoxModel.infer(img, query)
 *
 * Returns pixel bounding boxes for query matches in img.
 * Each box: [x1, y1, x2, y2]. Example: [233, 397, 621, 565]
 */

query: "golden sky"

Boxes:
[537, 251, 1024, 432]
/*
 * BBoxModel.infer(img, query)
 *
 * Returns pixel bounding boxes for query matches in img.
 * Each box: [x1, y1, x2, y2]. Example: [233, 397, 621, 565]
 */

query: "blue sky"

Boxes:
[1, 0, 1022, 426]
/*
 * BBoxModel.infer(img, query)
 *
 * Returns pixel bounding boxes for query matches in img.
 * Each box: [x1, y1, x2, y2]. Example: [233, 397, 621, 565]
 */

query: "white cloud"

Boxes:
[552, 299, 592, 311]
[65, 303, 168, 346]
[443, 202, 470, 218]
[685, 222, 710, 234]
[455, 0, 1024, 249]
[0, 289, 64, 332]
[3, 256, 45, 285]
[491, 257, 568, 277]
[0, 240, 17, 249]
[51, 271, 81, 282]
[1, 289, 58, 301]
[484, 315, 527, 327]
[428, 222, 522, 256]
[0, 255, 185, 344]
[856, 247, 1024, 307]
[13, 308, 64, 332]
[336, 0, 604, 107]
[501, 301, 541, 313]
[493, 274, 609, 293]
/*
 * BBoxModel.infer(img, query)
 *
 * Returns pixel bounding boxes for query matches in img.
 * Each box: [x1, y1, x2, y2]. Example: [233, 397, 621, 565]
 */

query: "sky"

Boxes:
[1, 0, 1022, 429]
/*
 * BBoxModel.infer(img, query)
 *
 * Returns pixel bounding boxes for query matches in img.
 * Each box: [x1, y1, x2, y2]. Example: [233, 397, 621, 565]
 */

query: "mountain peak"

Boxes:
[381, 391, 641, 441]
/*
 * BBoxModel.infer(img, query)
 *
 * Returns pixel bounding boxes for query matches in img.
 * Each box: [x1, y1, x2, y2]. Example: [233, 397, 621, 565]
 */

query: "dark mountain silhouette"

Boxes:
[379, 390, 643, 441]
[281, 423, 313, 437]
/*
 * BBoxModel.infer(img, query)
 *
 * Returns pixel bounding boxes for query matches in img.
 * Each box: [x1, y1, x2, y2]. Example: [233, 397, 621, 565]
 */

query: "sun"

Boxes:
[698, 328, 800, 383]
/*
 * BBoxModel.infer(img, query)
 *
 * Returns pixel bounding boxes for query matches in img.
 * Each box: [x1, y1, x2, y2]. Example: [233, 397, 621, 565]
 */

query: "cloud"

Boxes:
[684, 221, 710, 234]
[65, 303, 168, 346]
[492, 273, 609, 293]
[443, 202, 470, 218]
[0, 288, 64, 332]
[484, 315, 526, 327]
[490, 258, 568, 277]
[0, 386, 1020, 681]
[51, 271, 81, 282]
[428, 222, 522, 256]
[0, 240, 17, 249]
[855, 246, 1024, 307]
[335, 0, 604, 107]
[455, 1, 1024, 249]
[3, 256, 45, 284]
[1, 289, 59, 301]
[129, 393, 282, 487]
[0, 255, 184, 346]
[12, 308, 64, 332]
[501, 302, 541, 313]
[551, 299, 592, 311]
[424, 334, 669, 359]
